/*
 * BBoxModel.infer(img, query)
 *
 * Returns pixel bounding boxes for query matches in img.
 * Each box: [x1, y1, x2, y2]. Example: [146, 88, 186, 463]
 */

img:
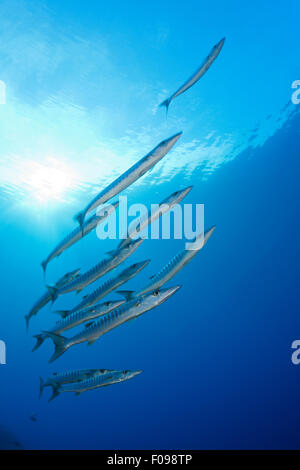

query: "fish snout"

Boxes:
[155, 285, 182, 303]
[164, 131, 182, 149]
[179, 185, 193, 199]
[137, 259, 151, 270]
[131, 238, 144, 249]
[204, 225, 216, 244]
[164, 285, 182, 300]
[124, 369, 143, 380]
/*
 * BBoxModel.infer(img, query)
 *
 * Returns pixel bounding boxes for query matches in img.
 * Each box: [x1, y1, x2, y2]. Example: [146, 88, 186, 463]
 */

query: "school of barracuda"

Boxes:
[27, 37, 225, 401]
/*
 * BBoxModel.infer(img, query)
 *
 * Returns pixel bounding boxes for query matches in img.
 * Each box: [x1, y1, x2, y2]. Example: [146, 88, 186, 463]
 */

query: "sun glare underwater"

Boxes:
[0, 0, 300, 450]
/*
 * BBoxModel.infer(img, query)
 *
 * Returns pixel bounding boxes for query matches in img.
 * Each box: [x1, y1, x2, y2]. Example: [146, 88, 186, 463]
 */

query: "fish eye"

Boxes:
[153, 290, 159, 296]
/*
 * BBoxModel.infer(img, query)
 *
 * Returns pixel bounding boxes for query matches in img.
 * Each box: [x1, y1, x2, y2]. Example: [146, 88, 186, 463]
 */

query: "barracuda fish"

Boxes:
[118, 186, 193, 249]
[118, 226, 216, 301]
[32, 299, 124, 351]
[43, 285, 181, 363]
[160, 38, 225, 113]
[47, 369, 143, 401]
[54, 260, 150, 318]
[41, 201, 119, 276]
[74, 132, 182, 229]
[25, 268, 81, 331]
[48, 237, 144, 302]
[39, 368, 118, 401]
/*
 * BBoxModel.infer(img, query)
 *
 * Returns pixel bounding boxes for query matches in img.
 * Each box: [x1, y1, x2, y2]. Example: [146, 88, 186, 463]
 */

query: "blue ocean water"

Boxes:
[0, 0, 299, 450]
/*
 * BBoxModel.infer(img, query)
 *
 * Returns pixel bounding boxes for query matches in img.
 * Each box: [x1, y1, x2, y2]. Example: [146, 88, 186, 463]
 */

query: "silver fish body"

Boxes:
[118, 226, 216, 301]
[48, 369, 142, 400]
[74, 132, 182, 228]
[50, 238, 144, 301]
[41, 201, 119, 274]
[32, 299, 124, 351]
[160, 38, 225, 112]
[56, 259, 150, 317]
[44, 285, 181, 363]
[39, 368, 120, 401]
[118, 186, 193, 249]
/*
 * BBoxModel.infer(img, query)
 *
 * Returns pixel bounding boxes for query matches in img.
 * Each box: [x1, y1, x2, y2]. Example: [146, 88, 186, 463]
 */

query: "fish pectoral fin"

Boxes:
[82, 294, 89, 299]
[105, 250, 115, 257]
[76, 289, 83, 295]
[85, 321, 95, 329]
[87, 339, 97, 346]
[128, 317, 137, 324]
[75, 391, 82, 396]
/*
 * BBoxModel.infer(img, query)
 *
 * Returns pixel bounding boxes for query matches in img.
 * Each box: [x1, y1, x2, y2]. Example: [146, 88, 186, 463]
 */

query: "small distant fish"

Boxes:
[74, 132, 182, 229]
[41, 201, 119, 276]
[47, 238, 144, 303]
[29, 414, 37, 422]
[39, 368, 117, 401]
[43, 285, 181, 363]
[32, 299, 124, 351]
[54, 259, 150, 317]
[25, 268, 81, 331]
[160, 38, 225, 113]
[118, 186, 193, 249]
[118, 226, 215, 301]
[47, 369, 143, 401]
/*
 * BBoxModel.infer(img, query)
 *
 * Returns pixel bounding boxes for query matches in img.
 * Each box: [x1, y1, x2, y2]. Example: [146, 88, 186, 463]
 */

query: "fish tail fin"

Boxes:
[54, 310, 70, 319]
[46, 285, 58, 303]
[42, 331, 68, 363]
[48, 379, 61, 402]
[32, 334, 47, 352]
[74, 211, 85, 235]
[116, 290, 135, 301]
[159, 98, 171, 116]
[39, 377, 45, 400]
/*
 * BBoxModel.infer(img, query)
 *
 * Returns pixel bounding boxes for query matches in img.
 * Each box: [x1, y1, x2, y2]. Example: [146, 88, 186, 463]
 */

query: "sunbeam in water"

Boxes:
[24, 158, 76, 204]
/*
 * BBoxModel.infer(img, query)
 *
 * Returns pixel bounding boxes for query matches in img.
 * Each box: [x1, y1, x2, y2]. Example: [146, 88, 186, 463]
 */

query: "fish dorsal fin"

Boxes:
[46, 285, 58, 301]
[116, 290, 134, 301]
[54, 310, 69, 319]
[106, 250, 115, 257]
